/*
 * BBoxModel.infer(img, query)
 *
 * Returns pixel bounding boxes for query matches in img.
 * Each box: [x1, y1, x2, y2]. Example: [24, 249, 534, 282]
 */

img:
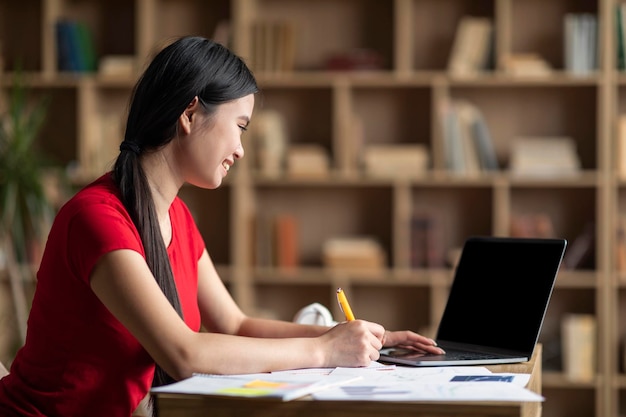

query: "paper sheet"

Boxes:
[310, 366, 541, 402]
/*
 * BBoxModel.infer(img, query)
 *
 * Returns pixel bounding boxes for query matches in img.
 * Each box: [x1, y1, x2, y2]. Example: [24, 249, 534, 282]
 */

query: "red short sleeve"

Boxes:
[66, 198, 144, 285]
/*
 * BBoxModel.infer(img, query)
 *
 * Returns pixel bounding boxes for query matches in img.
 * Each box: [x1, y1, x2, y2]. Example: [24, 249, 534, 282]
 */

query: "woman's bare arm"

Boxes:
[90, 249, 384, 379]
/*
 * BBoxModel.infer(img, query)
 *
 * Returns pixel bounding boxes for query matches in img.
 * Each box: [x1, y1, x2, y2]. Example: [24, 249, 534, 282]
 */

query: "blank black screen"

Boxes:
[436, 236, 567, 354]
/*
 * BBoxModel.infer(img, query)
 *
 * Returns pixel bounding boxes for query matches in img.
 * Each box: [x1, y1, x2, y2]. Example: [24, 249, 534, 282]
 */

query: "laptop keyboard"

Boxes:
[441, 349, 498, 360]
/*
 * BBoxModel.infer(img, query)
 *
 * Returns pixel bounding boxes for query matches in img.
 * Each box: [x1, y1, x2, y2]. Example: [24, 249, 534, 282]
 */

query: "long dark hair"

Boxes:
[112, 36, 257, 393]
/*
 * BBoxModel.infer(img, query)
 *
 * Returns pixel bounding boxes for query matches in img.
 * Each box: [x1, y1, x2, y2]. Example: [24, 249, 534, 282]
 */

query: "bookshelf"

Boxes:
[0, 0, 621, 416]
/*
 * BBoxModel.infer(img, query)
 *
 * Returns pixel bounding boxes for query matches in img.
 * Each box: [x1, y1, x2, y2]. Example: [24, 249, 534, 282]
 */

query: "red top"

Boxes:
[0, 173, 205, 416]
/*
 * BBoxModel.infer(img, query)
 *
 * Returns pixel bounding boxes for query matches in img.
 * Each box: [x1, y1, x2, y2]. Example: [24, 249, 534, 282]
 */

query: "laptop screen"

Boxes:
[436, 236, 567, 354]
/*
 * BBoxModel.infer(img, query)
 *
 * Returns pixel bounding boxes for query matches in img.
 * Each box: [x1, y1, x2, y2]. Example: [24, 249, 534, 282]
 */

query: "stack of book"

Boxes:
[509, 136, 581, 177]
[362, 144, 429, 179]
[286, 144, 330, 178]
[322, 237, 386, 272]
[501, 53, 552, 77]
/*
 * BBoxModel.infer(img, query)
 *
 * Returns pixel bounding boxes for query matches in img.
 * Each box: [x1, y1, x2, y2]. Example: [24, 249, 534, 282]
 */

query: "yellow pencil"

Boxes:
[336, 288, 355, 321]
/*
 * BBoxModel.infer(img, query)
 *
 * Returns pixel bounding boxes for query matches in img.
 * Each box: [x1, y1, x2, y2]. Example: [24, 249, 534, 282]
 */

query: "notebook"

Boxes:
[379, 236, 567, 366]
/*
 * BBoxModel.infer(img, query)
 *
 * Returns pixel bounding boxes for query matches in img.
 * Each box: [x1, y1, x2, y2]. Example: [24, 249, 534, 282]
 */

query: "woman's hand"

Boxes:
[319, 320, 385, 367]
[381, 330, 445, 355]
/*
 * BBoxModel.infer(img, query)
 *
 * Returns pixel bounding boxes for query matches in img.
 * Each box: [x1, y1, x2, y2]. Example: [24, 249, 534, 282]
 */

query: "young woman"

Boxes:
[0, 36, 443, 417]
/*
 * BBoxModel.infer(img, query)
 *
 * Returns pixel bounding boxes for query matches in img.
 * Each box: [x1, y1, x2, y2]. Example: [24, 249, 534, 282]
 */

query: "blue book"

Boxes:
[55, 20, 77, 71]
[66, 21, 84, 72]
[470, 106, 499, 171]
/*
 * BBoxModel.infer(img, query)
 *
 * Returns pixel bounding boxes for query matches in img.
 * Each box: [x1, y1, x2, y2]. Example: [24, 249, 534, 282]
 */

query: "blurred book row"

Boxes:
[54, 18, 136, 76]
[247, 105, 582, 180]
[448, 13, 597, 77]
[251, 211, 598, 272]
[74, 99, 584, 183]
[46, 10, 605, 78]
[252, 213, 387, 273]
[0, 9, 613, 82]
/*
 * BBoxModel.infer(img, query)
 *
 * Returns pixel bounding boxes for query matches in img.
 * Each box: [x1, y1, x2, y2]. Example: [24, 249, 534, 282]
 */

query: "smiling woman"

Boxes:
[0, 35, 442, 417]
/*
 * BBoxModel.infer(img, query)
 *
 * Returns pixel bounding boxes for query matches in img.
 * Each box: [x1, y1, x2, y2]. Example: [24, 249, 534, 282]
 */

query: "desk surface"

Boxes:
[153, 344, 542, 417]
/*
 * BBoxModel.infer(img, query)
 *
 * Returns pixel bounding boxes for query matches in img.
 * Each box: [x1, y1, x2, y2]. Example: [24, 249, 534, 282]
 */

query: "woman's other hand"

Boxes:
[381, 330, 445, 355]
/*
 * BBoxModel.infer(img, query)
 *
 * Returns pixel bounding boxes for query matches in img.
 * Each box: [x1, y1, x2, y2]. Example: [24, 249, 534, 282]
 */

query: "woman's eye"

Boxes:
[239, 125, 248, 132]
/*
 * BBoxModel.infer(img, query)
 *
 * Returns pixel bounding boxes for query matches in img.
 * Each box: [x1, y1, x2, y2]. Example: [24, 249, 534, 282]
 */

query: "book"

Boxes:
[561, 314, 596, 382]
[322, 237, 386, 271]
[501, 53, 552, 77]
[509, 136, 581, 177]
[564, 13, 598, 75]
[447, 16, 493, 76]
[273, 213, 299, 269]
[286, 144, 330, 178]
[410, 214, 445, 268]
[99, 55, 135, 77]
[439, 99, 466, 173]
[361, 144, 429, 179]
[249, 19, 296, 73]
[455, 100, 482, 175]
[437, 99, 498, 174]
[55, 19, 97, 73]
[75, 21, 97, 72]
[468, 103, 499, 171]
[55, 20, 77, 72]
[150, 372, 361, 402]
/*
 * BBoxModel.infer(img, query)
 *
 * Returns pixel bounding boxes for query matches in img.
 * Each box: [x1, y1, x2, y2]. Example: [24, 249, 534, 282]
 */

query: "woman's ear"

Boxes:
[179, 96, 200, 134]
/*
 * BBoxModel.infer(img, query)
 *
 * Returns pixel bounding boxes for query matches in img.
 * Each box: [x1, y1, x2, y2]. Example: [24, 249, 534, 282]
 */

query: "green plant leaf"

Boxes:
[0, 71, 54, 263]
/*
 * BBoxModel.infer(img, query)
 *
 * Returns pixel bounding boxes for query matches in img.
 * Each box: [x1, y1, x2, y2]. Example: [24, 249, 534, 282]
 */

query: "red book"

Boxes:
[274, 214, 299, 269]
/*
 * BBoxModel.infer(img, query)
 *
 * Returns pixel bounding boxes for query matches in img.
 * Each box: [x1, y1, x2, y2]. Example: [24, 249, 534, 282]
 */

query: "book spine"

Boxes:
[55, 20, 74, 72]
[470, 107, 499, 171]
[274, 214, 298, 269]
[76, 21, 97, 72]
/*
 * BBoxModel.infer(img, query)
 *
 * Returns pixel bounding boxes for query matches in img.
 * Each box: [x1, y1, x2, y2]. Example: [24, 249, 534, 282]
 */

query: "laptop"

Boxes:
[379, 236, 567, 366]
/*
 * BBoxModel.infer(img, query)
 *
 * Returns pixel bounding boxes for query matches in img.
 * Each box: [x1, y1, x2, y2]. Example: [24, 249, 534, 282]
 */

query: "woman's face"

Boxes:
[179, 94, 254, 189]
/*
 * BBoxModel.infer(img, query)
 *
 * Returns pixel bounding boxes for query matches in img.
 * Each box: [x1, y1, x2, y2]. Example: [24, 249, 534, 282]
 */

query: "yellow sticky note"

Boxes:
[217, 387, 272, 397]
[244, 379, 288, 388]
